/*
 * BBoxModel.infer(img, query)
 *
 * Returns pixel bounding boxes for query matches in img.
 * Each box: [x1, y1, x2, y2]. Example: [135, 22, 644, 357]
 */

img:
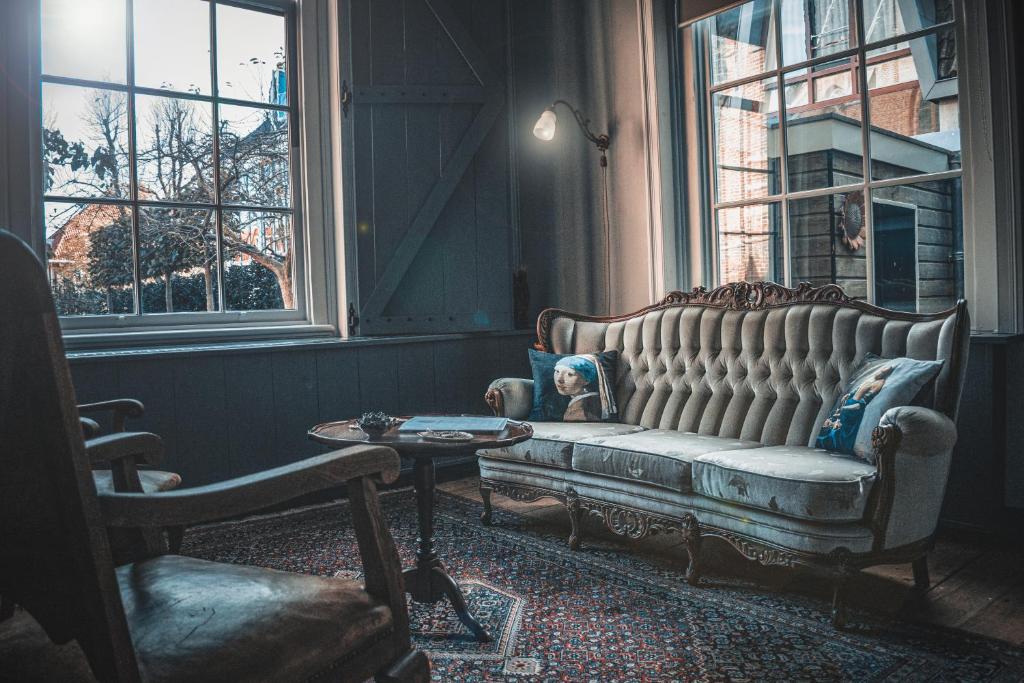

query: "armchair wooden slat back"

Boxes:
[0, 230, 140, 681]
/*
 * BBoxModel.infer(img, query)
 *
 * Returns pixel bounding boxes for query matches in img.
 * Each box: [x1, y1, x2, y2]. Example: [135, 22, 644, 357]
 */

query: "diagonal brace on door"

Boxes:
[360, 89, 505, 321]
[359, 0, 506, 321]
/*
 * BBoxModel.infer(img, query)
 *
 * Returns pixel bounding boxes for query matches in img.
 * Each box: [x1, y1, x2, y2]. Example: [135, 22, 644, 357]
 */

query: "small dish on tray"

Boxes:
[418, 430, 475, 442]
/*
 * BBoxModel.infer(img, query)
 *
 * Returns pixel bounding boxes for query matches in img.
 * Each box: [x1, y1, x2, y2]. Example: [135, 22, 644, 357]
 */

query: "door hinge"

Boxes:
[347, 302, 359, 335]
[340, 80, 352, 118]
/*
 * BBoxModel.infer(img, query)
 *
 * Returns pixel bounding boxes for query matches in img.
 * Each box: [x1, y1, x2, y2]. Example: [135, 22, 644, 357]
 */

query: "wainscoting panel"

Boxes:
[68, 333, 534, 486]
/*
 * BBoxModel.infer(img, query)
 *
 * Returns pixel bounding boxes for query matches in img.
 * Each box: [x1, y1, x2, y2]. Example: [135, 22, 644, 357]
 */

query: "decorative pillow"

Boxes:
[816, 353, 944, 462]
[527, 349, 619, 422]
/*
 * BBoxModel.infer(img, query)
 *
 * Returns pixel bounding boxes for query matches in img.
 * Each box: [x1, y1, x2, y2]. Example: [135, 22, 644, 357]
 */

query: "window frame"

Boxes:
[695, 0, 964, 302]
[39, 0, 338, 346]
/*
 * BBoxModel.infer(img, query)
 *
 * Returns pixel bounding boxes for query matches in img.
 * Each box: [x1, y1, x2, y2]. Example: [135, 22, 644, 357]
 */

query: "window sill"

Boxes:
[65, 328, 535, 361]
[63, 322, 340, 354]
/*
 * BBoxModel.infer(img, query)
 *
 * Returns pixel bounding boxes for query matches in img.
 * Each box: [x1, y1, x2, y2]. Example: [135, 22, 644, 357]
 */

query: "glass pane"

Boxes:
[41, 0, 126, 83]
[712, 78, 781, 202]
[707, 0, 777, 85]
[216, 4, 288, 104]
[785, 64, 863, 192]
[139, 207, 219, 313]
[780, 0, 855, 66]
[43, 84, 130, 199]
[133, 0, 211, 95]
[716, 203, 782, 283]
[223, 211, 294, 310]
[860, 0, 954, 46]
[788, 192, 867, 299]
[219, 105, 291, 207]
[45, 201, 135, 315]
[867, 31, 959, 180]
[870, 179, 962, 312]
[134, 95, 215, 203]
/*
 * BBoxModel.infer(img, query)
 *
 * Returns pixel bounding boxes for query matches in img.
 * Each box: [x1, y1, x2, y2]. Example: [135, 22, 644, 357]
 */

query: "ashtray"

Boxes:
[418, 430, 474, 442]
[356, 411, 398, 438]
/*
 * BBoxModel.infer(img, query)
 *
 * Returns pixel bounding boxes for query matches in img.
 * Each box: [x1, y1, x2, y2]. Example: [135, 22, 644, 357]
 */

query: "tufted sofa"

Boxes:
[478, 282, 969, 626]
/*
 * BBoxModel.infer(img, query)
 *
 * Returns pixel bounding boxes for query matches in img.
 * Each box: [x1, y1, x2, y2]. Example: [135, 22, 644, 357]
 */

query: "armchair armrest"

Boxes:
[484, 378, 534, 419]
[99, 444, 401, 528]
[80, 416, 102, 439]
[86, 432, 164, 467]
[870, 406, 957, 551]
[78, 398, 145, 432]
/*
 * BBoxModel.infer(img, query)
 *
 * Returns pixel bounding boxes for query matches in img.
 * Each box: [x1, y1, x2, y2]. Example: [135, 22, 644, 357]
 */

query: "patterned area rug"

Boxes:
[182, 490, 1024, 682]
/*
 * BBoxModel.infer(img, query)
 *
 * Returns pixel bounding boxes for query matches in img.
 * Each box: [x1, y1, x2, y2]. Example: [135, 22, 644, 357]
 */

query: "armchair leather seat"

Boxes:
[691, 446, 877, 523]
[572, 430, 763, 493]
[118, 556, 393, 683]
[94, 470, 182, 494]
[479, 422, 646, 470]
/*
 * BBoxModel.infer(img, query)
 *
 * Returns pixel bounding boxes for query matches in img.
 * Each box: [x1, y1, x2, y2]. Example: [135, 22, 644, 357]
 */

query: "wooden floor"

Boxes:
[439, 474, 1024, 647]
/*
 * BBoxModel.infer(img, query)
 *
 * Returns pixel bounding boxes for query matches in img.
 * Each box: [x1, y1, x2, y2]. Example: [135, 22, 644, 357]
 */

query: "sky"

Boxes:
[41, 0, 288, 233]
[41, 0, 285, 143]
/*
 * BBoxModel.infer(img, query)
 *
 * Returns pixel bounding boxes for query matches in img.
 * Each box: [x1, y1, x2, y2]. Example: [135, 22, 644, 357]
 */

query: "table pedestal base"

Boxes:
[403, 563, 491, 642]
[407, 456, 492, 642]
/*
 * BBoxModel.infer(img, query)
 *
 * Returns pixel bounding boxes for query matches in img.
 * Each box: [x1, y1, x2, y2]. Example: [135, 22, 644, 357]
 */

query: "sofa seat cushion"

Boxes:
[572, 430, 763, 493]
[691, 446, 877, 522]
[478, 422, 646, 469]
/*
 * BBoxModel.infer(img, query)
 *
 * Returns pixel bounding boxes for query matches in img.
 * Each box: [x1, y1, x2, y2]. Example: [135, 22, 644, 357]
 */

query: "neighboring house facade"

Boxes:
[712, 0, 961, 312]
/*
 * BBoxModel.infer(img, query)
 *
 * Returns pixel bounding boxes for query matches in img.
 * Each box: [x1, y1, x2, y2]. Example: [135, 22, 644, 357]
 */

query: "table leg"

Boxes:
[403, 455, 492, 642]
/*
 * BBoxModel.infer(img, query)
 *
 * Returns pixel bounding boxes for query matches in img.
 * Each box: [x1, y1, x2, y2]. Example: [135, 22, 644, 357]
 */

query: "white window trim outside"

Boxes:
[664, 0, 1022, 334]
[23, 0, 341, 349]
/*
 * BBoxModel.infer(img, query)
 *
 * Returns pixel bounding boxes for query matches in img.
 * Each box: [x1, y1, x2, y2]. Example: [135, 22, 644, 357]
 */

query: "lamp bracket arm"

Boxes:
[551, 99, 610, 153]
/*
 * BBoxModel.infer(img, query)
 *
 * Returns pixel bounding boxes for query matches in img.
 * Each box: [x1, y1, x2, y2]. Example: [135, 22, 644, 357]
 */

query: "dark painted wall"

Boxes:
[69, 333, 533, 486]
[512, 0, 661, 318]
[944, 339, 1021, 531]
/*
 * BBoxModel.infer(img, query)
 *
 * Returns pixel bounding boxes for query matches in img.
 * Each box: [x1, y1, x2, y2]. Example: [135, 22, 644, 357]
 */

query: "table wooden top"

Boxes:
[308, 417, 533, 456]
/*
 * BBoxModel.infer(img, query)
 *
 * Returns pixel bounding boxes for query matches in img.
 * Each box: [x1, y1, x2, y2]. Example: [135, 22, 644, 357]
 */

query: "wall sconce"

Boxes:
[533, 100, 610, 166]
[533, 100, 613, 313]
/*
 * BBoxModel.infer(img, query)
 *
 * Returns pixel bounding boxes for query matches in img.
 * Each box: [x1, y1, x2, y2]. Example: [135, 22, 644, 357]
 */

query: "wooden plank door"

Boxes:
[340, 0, 512, 335]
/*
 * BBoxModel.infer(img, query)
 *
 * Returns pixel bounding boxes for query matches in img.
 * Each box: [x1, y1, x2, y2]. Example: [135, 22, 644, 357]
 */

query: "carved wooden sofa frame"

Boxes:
[480, 282, 969, 627]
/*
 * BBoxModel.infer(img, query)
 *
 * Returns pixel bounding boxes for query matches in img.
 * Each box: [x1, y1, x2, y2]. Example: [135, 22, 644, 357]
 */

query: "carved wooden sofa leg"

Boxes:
[480, 483, 493, 526]
[829, 548, 857, 628]
[375, 648, 431, 683]
[566, 488, 582, 551]
[683, 514, 702, 586]
[831, 576, 849, 628]
[167, 525, 185, 554]
[912, 555, 930, 591]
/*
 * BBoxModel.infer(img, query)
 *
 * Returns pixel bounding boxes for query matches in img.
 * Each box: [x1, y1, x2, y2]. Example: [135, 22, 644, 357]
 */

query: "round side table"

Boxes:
[309, 417, 533, 642]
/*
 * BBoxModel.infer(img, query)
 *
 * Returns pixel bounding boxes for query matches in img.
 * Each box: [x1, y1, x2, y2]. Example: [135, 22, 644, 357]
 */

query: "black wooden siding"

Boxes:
[346, 0, 514, 335]
[68, 333, 532, 486]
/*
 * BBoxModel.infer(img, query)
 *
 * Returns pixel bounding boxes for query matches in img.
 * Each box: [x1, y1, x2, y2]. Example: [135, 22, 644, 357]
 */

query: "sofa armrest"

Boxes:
[484, 378, 533, 419]
[871, 406, 957, 551]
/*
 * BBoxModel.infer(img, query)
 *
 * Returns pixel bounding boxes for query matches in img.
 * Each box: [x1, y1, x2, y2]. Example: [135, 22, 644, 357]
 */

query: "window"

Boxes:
[41, 0, 301, 323]
[690, 0, 963, 312]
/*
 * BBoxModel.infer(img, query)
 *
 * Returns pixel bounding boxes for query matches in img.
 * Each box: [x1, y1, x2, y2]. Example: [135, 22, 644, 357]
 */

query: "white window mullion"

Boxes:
[853, 0, 876, 303]
[773, 0, 792, 287]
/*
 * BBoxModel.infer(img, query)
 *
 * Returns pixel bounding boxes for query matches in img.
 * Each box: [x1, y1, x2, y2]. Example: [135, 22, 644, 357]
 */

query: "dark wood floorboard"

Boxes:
[441, 474, 1024, 646]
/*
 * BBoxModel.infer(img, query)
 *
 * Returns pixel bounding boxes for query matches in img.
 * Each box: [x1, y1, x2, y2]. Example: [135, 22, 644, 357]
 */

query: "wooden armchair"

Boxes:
[0, 229, 430, 682]
[79, 398, 183, 497]
[79, 398, 185, 557]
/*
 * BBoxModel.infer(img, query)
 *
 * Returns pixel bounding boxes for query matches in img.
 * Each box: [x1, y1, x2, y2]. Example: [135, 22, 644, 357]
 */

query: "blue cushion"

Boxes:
[527, 349, 619, 422]
[816, 353, 943, 462]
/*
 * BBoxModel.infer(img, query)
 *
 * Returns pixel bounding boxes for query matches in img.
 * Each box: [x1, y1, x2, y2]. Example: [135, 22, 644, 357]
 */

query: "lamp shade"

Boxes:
[533, 108, 557, 141]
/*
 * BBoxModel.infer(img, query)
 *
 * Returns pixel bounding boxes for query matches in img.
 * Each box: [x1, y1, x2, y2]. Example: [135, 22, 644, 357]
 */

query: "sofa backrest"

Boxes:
[535, 282, 970, 449]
